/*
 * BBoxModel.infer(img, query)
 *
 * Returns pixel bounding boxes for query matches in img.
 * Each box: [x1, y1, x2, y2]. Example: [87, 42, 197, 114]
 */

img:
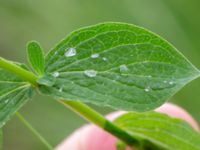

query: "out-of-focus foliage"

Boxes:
[0, 0, 200, 149]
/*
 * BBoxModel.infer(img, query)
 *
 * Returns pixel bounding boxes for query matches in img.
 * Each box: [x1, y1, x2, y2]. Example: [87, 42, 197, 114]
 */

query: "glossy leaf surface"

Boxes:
[39, 22, 200, 111]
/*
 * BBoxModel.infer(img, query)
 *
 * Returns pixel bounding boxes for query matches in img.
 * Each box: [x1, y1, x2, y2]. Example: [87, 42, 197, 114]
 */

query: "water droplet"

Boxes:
[84, 70, 97, 77]
[102, 57, 107, 61]
[65, 47, 76, 57]
[163, 80, 167, 83]
[147, 75, 152, 78]
[91, 53, 99, 58]
[55, 51, 58, 55]
[120, 64, 128, 72]
[144, 86, 151, 92]
[59, 87, 63, 92]
[52, 72, 59, 77]
[169, 81, 174, 85]
[38, 75, 56, 86]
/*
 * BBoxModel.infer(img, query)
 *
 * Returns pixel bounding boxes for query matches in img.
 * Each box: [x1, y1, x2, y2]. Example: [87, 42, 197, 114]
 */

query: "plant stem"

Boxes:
[0, 57, 38, 86]
[0, 57, 140, 148]
[59, 100, 140, 147]
[16, 112, 53, 150]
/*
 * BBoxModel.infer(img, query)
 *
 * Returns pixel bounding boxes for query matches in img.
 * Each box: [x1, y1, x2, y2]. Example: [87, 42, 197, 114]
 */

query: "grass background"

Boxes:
[0, 0, 200, 149]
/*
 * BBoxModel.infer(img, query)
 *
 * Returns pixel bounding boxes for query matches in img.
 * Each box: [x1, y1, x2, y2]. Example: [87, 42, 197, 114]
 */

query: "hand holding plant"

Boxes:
[56, 103, 199, 150]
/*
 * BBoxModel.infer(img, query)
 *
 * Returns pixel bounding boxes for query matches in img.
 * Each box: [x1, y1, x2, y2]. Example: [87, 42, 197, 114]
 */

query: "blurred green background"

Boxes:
[0, 0, 200, 149]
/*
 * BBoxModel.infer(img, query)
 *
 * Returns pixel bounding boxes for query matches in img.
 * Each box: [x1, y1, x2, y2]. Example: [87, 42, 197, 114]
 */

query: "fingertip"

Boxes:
[55, 125, 91, 150]
[56, 103, 199, 150]
[55, 124, 121, 150]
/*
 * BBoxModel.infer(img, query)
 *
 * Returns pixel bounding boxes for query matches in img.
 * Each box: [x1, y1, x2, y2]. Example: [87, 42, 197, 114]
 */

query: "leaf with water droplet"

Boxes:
[0, 64, 34, 128]
[114, 112, 200, 150]
[39, 22, 200, 112]
[37, 74, 56, 87]
[65, 47, 76, 57]
[84, 70, 97, 77]
[27, 41, 45, 76]
[102, 57, 108, 61]
[52, 72, 60, 78]
[119, 64, 129, 72]
[144, 86, 151, 92]
[91, 53, 100, 59]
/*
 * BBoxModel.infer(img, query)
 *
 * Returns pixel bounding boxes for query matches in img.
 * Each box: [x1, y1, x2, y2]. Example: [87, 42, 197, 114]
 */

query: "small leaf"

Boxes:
[39, 22, 200, 111]
[114, 112, 200, 150]
[27, 41, 45, 76]
[0, 66, 34, 128]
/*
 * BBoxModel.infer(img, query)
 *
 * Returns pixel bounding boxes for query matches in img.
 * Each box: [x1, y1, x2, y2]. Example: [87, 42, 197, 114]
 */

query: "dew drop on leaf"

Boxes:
[52, 72, 59, 77]
[169, 81, 174, 85]
[91, 53, 99, 58]
[147, 75, 152, 78]
[84, 70, 97, 77]
[59, 87, 63, 92]
[65, 48, 76, 57]
[120, 64, 128, 72]
[144, 86, 151, 92]
[163, 80, 168, 83]
[102, 57, 107, 61]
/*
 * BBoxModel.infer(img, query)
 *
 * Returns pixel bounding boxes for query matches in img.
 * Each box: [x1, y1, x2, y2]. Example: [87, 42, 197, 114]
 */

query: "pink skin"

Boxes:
[55, 103, 199, 150]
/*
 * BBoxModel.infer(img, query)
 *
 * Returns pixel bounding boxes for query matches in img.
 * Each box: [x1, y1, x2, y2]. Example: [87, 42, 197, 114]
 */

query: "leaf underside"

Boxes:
[39, 22, 200, 112]
[114, 112, 200, 150]
[0, 68, 34, 128]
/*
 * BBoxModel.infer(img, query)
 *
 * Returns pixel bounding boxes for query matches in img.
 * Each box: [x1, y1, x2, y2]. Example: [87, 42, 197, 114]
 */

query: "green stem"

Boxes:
[59, 101, 140, 147]
[16, 112, 53, 150]
[0, 56, 140, 148]
[0, 57, 38, 86]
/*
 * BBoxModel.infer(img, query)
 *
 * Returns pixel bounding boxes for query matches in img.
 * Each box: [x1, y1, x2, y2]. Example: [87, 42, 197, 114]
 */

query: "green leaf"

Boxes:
[0, 67, 34, 128]
[114, 112, 200, 150]
[39, 22, 200, 111]
[27, 41, 45, 76]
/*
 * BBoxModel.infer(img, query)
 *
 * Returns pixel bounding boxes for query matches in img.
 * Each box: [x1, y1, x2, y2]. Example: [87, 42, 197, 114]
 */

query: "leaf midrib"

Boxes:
[54, 77, 160, 107]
